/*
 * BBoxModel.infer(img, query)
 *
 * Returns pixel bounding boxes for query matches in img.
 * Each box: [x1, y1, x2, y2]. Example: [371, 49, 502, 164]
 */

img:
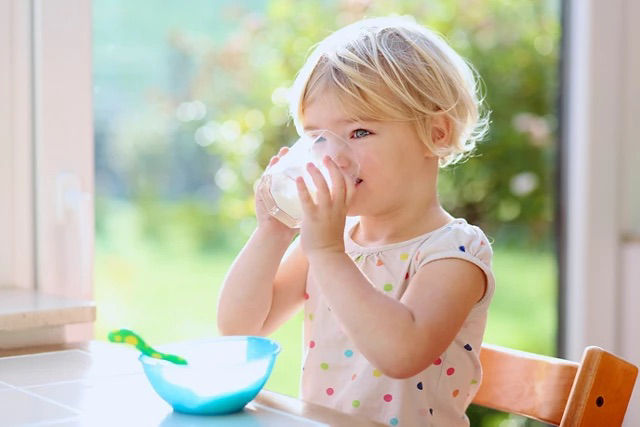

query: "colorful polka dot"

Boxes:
[373, 369, 382, 377]
[433, 357, 442, 365]
[304, 292, 309, 300]
[344, 349, 354, 357]
[464, 344, 473, 351]
[471, 379, 478, 385]
[309, 340, 315, 348]
[326, 388, 334, 396]
[390, 417, 399, 426]
[383, 283, 393, 292]
[383, 394, 393, 402]
[452, 389, 460, 397]
[459, 245, 466, 252]
[376, 259, 384, 266]
[320, 363, 329, 370]
[405, 272, 410, 280]
[447, 367, 455, 376]
[352, 400, 361, 408]
[309, 313, 314, 321]
[400, 253, 409, 260]
[417, 382, 423, 390]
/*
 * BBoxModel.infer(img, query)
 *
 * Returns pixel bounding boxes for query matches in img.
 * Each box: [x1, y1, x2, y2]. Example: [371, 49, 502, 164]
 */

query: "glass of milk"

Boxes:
[258, 129, 360, 228]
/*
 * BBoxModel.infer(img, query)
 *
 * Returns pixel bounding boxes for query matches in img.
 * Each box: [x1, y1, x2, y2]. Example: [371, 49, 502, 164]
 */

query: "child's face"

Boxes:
[302, 90, 437, 217]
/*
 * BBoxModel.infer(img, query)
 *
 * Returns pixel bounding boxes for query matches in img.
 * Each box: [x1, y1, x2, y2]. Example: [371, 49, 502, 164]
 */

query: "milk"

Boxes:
[260, 130, 358, 228]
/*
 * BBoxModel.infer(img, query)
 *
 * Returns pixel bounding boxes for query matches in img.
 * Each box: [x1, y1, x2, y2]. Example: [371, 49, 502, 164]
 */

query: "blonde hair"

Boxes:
[287, 15, 490, 167]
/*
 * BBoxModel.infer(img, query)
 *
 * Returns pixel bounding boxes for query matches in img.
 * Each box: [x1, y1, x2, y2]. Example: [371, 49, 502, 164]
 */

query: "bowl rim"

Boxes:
[138, 335, 281, 367]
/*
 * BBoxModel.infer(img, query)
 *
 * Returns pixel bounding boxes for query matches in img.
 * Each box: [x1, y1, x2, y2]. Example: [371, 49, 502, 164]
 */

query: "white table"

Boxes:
[0, 341, 384, 426]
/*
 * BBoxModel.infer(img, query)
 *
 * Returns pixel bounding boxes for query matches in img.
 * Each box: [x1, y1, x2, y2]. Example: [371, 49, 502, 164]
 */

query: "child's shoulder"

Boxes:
[344, 216, 493, 264]
[415, 218, 493, 266]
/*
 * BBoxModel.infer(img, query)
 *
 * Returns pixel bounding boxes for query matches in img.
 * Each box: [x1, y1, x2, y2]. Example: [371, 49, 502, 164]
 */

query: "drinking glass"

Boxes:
[258, 129, 359, 228]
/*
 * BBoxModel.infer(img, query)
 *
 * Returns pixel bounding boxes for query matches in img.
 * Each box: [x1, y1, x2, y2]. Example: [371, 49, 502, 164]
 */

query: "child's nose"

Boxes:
[331, 152, 359, 177]
[333, 153, 350, 168]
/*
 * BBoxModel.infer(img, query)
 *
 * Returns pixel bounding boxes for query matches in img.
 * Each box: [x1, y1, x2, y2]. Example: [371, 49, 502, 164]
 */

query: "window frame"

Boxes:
[0, 0, 95, 346]
[0, 0, 35, 292]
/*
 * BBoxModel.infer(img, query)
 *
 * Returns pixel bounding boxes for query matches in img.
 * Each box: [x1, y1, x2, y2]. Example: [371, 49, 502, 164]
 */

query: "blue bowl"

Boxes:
[139, 336, 280, 415]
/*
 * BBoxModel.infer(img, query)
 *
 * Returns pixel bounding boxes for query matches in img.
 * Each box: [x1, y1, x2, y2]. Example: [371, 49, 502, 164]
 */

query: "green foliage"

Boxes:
[100, 0, 559, 249]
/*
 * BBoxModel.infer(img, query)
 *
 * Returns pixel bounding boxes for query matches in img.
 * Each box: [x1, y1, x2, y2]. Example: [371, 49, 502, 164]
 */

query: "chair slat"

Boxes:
[473, 344, 579, 425]
[560, 346, 638, 427]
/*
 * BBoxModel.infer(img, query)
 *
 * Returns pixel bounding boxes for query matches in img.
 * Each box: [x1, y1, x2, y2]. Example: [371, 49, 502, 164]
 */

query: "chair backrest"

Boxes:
[472, 343, 638, 426]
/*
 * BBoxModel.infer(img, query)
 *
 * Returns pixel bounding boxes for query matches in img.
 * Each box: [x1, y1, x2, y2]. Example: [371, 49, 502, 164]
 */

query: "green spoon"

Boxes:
[107, 328, 188, 365]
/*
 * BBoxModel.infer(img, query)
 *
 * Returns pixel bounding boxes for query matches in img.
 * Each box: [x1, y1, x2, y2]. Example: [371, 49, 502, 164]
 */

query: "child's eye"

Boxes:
[352, 129, 371, 139]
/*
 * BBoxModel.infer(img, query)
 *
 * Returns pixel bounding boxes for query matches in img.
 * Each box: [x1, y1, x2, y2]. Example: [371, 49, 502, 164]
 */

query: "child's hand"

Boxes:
[255, 147, 298, 239]
[295, 156, 355, 259]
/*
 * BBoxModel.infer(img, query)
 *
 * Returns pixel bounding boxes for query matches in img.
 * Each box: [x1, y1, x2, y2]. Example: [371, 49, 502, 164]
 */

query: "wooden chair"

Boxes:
[472, 344, 638, 426]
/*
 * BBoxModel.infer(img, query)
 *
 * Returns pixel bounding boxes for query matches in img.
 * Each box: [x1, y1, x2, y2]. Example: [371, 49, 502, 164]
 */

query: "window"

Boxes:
[92, 3, 561, 425]
[2, 0, 637, 424]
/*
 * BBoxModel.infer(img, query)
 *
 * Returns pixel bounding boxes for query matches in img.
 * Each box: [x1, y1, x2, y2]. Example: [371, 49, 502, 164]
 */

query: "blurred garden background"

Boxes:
[93, 1, 560, 425]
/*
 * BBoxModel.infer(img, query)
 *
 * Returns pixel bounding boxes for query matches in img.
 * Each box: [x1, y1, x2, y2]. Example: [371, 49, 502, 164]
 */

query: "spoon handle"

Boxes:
[108, 328, 188, 365]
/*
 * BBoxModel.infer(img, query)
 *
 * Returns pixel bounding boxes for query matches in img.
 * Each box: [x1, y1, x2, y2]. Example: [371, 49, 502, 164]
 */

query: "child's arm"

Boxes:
[216, 228, 308, 336]
[216, 227, 290, 335]
[307, 252, 485, 379]
[217, 147, 309, 336]
[258, 238, 309, 336]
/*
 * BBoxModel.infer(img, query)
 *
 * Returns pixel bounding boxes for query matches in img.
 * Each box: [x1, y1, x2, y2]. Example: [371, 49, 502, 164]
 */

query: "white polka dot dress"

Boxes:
[300, 217, 495, 426]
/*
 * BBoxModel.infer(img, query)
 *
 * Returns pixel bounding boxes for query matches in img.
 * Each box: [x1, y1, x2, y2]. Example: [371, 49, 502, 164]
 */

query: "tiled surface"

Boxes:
[22, 419, 83, 427]
[0, 350, 93, 387]
[25, 374, 172, 425]
[0, 388, 78, 426]
[0, 344, 328, 426]
[0, 348, 141, 388]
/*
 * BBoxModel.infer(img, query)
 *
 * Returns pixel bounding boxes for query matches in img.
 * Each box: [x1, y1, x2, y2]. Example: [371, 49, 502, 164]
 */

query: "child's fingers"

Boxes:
[269, 147, 290, 166]
[306, 162, 331, 206]
[323, 156, 346, 204]
[254, 174, 265, 195]
[344, 175, 356, 206]
[295, 176, 315, 214]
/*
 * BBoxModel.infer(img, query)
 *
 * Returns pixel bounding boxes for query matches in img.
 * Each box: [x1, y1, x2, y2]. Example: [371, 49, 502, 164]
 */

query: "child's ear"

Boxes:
[428, 113, 452, 155]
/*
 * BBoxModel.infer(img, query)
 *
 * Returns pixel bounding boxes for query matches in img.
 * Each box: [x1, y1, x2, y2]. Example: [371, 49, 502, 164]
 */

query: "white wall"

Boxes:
[33, 0, 94, 302]
[0, 0, 35, 291]
[619, 0, 640, 424]
[564, 0, 640, 425]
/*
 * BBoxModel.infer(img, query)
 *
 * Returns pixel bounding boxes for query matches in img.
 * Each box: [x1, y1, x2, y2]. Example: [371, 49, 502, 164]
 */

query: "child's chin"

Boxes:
[346, 194, 364, 216]
[346, 205, 361, 217]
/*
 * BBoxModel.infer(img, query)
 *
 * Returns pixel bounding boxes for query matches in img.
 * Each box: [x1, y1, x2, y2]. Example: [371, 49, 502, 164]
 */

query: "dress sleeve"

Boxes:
[414, 221, 495, 307]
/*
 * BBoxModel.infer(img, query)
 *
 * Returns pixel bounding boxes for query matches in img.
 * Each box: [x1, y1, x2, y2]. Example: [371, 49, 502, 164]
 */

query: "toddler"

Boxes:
[217, 15, 494, 427]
